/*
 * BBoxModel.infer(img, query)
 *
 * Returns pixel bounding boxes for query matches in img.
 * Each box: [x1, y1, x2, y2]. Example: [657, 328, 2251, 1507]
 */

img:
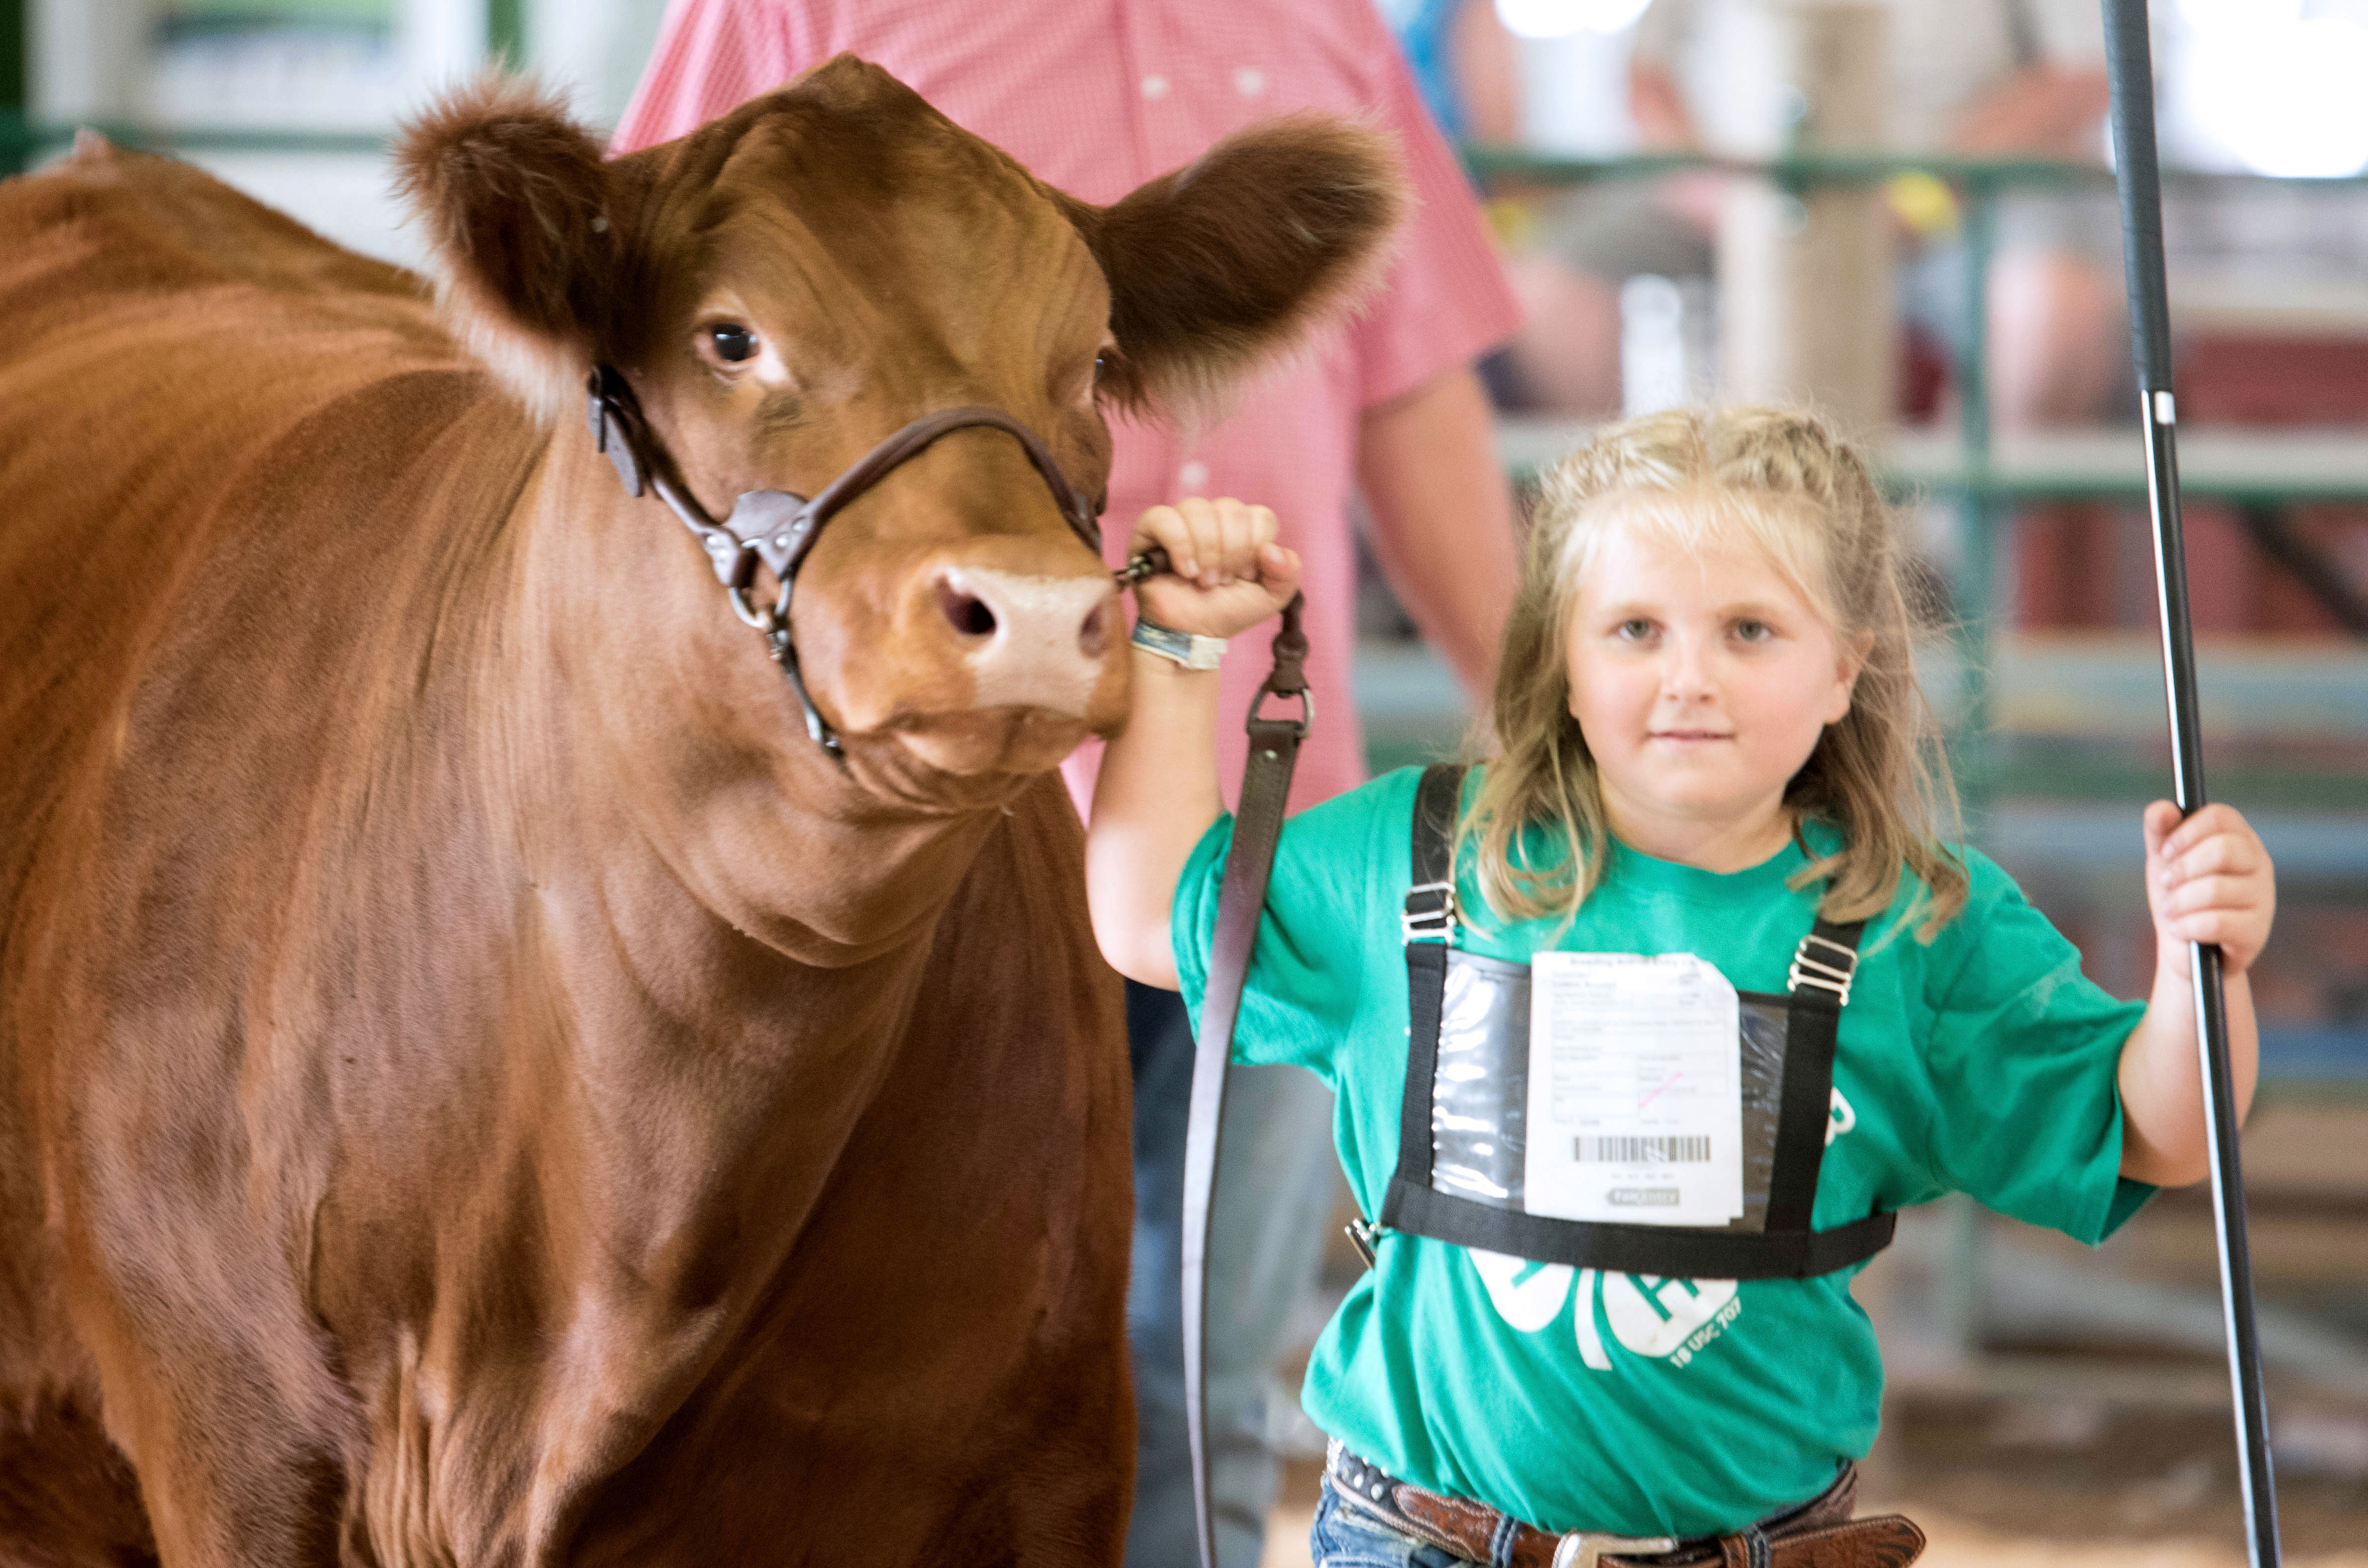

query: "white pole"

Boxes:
[31, 0, 153, 123]
[398, 0, 487, 111]
[1714, 0, 1897, 438]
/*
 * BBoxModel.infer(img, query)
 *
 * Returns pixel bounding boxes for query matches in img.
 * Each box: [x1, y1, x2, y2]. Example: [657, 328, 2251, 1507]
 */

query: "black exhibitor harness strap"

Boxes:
[1374, 763, 1896, 1280]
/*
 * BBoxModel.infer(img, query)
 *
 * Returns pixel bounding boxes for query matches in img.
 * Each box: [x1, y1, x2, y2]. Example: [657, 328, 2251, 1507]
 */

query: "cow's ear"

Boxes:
[395, 77, 629, 421]
[1059, 115, 1406, 417]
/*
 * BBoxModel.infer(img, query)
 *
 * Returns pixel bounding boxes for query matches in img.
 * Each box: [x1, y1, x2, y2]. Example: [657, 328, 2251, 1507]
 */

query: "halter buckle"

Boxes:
[1402, 881, 1456, 946]
[1787, 933, 1859, 1004]
[703, 532, 756, 591]
[724, 489, 816, 580]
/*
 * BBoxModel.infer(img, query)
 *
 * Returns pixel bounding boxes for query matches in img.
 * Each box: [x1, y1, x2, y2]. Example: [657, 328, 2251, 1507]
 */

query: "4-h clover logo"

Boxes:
[1469, 1253, 1741, 1369]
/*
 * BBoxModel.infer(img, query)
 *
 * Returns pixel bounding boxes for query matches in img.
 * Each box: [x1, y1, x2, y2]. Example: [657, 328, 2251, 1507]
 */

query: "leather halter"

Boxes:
[586, 363, 1109, 758]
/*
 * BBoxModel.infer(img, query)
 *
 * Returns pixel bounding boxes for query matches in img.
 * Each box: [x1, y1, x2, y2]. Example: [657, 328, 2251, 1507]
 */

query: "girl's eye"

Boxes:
[1734, 620, 1772, 643]
[708, 323, 758, 363]
[1616, 619, 1654, 641]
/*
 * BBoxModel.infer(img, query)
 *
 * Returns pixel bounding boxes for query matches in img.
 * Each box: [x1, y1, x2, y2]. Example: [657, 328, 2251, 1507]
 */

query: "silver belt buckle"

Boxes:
[1549, 1532, 1679, 1568]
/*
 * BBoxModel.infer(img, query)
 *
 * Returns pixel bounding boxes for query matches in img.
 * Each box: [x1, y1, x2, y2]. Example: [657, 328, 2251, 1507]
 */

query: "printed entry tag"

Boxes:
[1524, 953, 1744, 1226]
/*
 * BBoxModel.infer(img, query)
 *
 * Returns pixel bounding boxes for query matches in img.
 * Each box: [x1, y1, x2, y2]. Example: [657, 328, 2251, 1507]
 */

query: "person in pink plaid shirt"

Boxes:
[614, 7, 1522, 1564]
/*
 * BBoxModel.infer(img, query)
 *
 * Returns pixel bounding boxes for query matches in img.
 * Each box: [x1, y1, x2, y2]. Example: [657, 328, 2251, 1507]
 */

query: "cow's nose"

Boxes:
[931, 565, 1118, 718]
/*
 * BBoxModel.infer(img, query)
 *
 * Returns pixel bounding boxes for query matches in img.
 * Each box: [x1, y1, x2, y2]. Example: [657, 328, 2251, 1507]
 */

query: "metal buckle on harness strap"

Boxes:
[1786, 932, 1858, 1004]
[1401, 881, 1456, 946]
[1548, 1531, 1680, 1568]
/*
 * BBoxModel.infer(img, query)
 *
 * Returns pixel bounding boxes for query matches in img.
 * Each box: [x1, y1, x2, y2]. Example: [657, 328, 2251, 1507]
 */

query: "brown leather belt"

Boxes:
[1325, 1445, 1924, 1568]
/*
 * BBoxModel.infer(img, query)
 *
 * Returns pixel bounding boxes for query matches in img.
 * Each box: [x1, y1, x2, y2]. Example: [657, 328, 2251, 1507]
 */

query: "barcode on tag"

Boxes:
[1575, 1135, 1712, 1165]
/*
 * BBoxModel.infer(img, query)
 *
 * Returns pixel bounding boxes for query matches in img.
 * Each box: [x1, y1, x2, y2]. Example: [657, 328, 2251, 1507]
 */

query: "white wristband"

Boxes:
[1131, 618, 1225, 670]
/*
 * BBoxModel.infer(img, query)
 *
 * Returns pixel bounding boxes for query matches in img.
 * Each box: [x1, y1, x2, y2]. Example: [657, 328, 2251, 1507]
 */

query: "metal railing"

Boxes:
[0, 113, 385, 170]
[1460, 145, 2368, 817]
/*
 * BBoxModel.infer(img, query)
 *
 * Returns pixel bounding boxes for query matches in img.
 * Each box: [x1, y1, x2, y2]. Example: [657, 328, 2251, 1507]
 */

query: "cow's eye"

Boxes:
[709, 323, 758, 363]
[1093, 351, 1110, 383]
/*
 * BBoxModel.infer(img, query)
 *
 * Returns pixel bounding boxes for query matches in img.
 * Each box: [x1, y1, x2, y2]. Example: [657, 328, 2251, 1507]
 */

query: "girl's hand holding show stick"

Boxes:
[2143, 802, 2275, 979]
[1088, 500, 1301, 991]
[2118, 801, 2276, 1186]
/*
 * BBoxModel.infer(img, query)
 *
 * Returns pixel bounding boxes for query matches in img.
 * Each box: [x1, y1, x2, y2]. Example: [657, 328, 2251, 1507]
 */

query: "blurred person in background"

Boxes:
[1494, 0, 2127, 428]
[1380, 0, 1524, 144]
[612, 8, 1523, 1568]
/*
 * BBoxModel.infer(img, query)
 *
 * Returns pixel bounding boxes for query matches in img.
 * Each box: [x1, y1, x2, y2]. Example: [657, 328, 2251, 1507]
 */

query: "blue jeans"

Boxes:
[1313, 1458, 1859, 1568]
[1125, 981, 1340, 1568]
[1310, 1478, 1478, 1568]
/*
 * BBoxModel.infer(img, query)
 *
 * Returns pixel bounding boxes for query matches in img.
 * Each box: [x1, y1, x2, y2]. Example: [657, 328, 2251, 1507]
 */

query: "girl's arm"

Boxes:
[2116, 802, 2276, 1186]
[1087, 499, 1300, 990]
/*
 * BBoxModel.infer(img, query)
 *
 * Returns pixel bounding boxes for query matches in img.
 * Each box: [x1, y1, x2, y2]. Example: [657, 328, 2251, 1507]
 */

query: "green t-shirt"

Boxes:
[1173, 766, 2152, 1539]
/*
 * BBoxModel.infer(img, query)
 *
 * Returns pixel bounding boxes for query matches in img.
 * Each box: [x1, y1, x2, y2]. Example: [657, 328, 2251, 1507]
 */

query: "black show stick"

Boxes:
[2100, 6, 2281, 1565]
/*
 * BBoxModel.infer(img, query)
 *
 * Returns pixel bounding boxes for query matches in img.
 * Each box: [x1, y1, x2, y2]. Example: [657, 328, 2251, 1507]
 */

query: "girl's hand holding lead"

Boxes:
[2143, 801, 2276, 978]
[1129, 498, 1302, 645]
[1088, 497, 1300, 989]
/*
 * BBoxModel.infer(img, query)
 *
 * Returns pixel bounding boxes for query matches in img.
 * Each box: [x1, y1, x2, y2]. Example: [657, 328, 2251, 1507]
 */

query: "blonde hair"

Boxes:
[1463, 406, 1968, 940]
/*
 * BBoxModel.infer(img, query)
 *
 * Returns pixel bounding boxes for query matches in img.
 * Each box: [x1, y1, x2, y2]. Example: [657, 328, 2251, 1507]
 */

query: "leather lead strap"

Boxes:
[1182, 596, 1309, 1568]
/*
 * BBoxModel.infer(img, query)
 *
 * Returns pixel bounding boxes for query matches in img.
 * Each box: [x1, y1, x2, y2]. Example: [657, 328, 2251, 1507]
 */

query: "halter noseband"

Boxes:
[586, 363, 1110, 759]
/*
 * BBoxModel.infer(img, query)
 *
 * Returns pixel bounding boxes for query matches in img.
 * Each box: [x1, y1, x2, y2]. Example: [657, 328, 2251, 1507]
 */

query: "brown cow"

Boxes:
[0, 60, 1399, 1567]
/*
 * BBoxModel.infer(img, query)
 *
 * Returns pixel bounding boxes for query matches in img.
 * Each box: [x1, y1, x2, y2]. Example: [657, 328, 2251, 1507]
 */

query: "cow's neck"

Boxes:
[501, 429, 1028, 973]
[300, 410, 1052, 1531]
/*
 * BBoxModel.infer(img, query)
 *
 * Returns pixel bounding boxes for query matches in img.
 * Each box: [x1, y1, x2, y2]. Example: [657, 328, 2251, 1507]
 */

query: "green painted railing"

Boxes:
[1458, 141, 2368, 853]
[1461, 145, 2368, 191]
[0, 2, 22, 116]
[0, 113, 385, 171]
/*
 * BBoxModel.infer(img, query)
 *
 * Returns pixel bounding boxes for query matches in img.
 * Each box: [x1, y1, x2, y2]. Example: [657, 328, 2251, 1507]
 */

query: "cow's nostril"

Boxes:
[1079, 601, 1111, 659]
[938, 581, 997, 638]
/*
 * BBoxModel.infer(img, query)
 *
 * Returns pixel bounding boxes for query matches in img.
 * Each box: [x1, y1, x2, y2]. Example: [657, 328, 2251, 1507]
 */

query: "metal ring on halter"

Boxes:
[728, 580, 782, 633]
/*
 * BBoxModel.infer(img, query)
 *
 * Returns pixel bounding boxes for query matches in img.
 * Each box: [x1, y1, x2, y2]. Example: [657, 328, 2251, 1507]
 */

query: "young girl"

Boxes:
[1087, 407, 2275, 1568]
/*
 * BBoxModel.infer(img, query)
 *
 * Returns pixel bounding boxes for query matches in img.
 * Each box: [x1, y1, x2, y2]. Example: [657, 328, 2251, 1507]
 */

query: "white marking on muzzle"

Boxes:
[944, 566, 1114, 719]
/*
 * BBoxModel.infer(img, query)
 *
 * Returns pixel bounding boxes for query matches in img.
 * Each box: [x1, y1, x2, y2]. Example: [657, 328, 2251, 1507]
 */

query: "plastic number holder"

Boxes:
[1427, 949, 1791, 1235]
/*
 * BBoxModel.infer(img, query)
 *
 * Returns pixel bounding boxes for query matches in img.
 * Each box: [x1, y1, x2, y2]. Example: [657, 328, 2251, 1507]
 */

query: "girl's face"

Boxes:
[1564, 511, 1862, 860]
